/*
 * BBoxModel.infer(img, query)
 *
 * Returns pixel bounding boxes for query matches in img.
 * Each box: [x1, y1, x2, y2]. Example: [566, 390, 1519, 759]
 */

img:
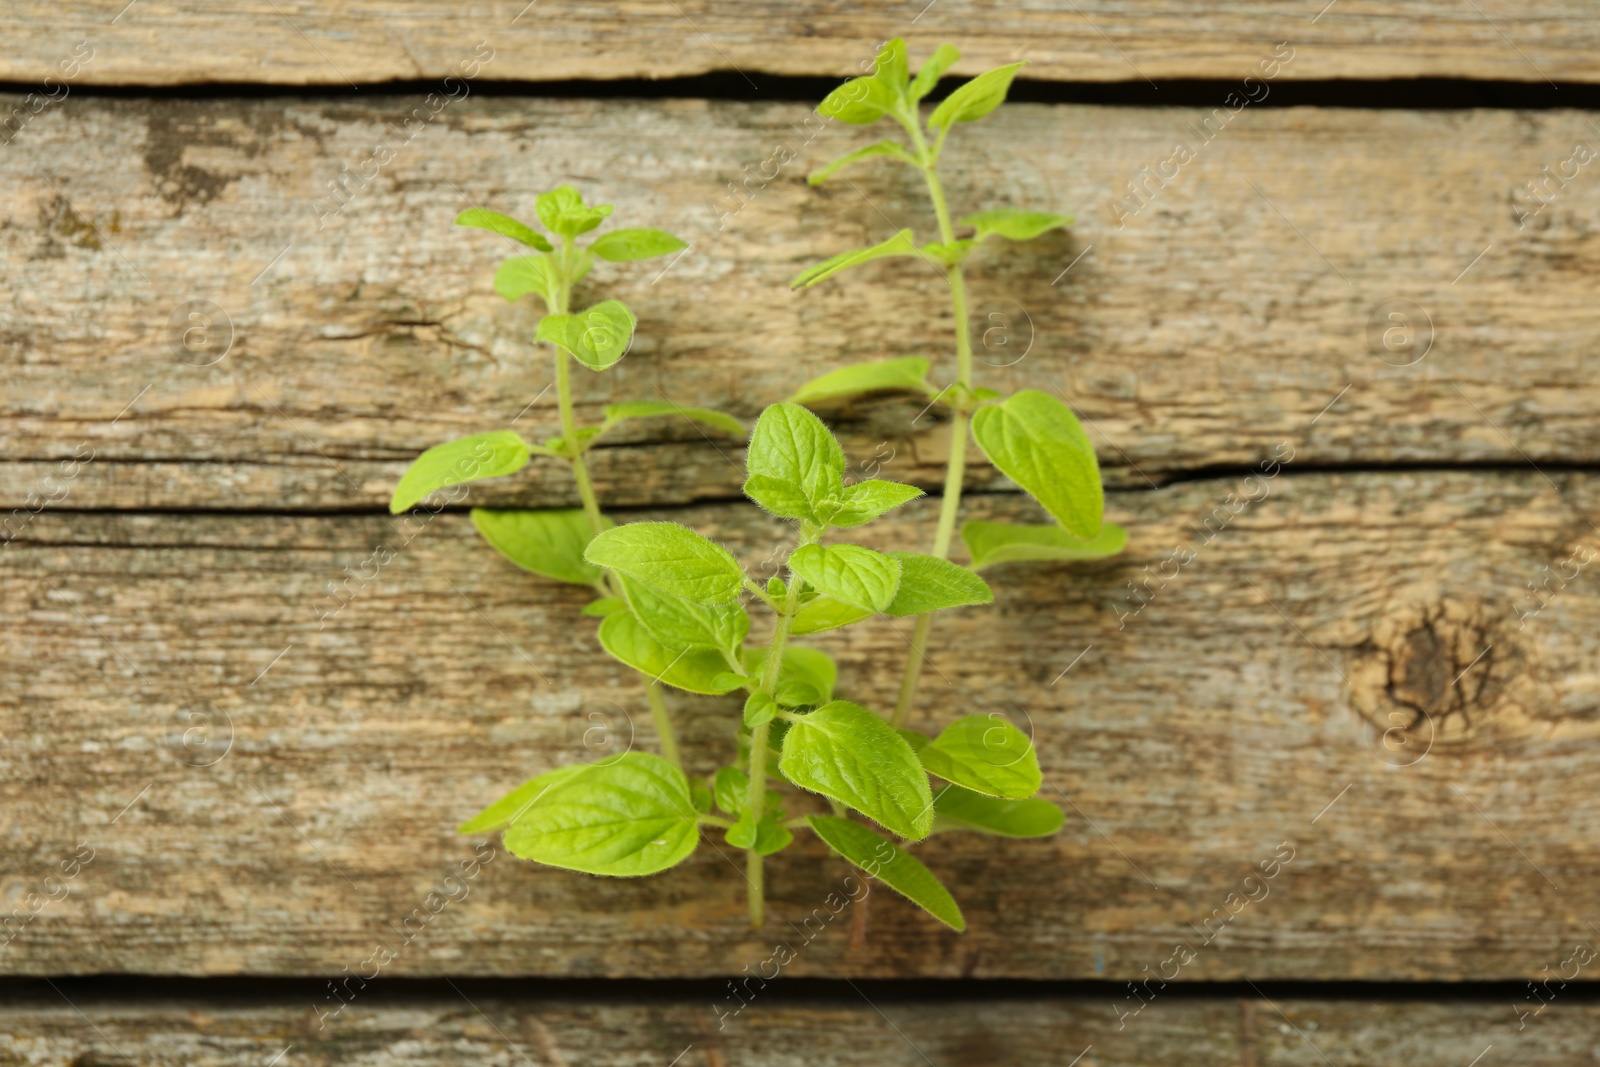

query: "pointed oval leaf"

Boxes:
[390, 431, 530, 514]
[602, 400, 744, 437]
[455, 208, 551, 251]
[493, 254, 560, 305]
[780, 701, 933, 839]
[745, 402, 846, 520]
[970, 390, 1103, 538]
[581, 596, 626, 617]
[918, 714, 1041, 799]
[596, 611, 744, 695]
[458, 764, 589, 834]
[501, 752, 699, 876]
[789, 543, 901, 613]
[471, 507, 606, 586]
[818, 74, 900, 124]
[789, 356, 934, 406]
[909, 43, 962, 102]
[932, 785, 1064, 838]
[960, 208, 1072, 242]
[743, 691, 778, 729]
[928, 61, 1026, 130]
[620, 574, 749, 653]
[806, 815, 964, 930]
[536, 185, 613, 237]
[585, 521, 745, 605]
[808, 140, 915, 186]
[792, 229, 918, 289]
[883, 552, 992, 616]
[873, 38, 910, 87]
[791, 594, 873, 636]
[589, 227, 688, 262]
[744, 645, 837, 704]
[824, 479, 924, 528]
[537, 299, 636, 371]
[962, 520, 1128, 570]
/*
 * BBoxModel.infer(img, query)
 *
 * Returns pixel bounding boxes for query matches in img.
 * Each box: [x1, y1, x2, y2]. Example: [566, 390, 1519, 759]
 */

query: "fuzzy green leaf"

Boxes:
[908, 43, 962, 102]
[808, 140, 915, 186]
[602, 400, 744, 438]
[596, 611, 744, 695]
[537, 299, 636, 371]
[743, 690, 778, 729]
[928, 61, 1026, 130]
[789, 356, 935, 407]
[493, 254, 560, 306]
[962, 520, 1128, 570]
[455, 208, 551, 251]
[458, 764, 588, 834]
[780, 701, 933, 839]
[874, 38, 910, 86]
[585, 522, 745, 605]
[753, 818, 794, 856]
[792, 229, 918, 289]
[806, 815, 964, 930]
[743, 402, 845, 522]
[823, 479, 924, 528]
[471, 508, 606, 586]
[918, 715, 1041, 799]
[390, 431, 530, 514]
[536, 185, 612, 237]
[620, 574, 748, 653]
[500, 752, 699, 876]
[789, 543, 901, 613]
[961, 208, 1072, 242]
[818, 74, 900, 125]
[971, 390, 1103, 539]
[581, 596, 626, 617]
[790, 594, 873, 636]
[883, 552, 992, 616]
[744, 645, 837, 704]
[932, 785, 1064, 838]
[713, 766, 751, 817]
[588, 227, 687, 262]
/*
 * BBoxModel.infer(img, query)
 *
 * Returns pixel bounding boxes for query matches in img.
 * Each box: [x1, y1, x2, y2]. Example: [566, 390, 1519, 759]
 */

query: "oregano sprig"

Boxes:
[791, 40, 1129, 726]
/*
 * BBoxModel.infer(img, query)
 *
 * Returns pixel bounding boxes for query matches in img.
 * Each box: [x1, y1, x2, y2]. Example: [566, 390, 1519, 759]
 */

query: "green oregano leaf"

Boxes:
[808, 140, 915, 186]
[580, 596, 626, 617]
[588, 227, 688, 262]
[619, 574, 749, 653]
[390, 431, 530, 514]
[789, 543, 902, 613]
[789, 356, 935, 406]
[743, 691, 778, 729]
[791, 229, 918, 289]
[713, 766, 751, 817]
[908, 43, 962, 103]
[932, 785, 1064, 838]
[883, 552, 993, 616]
[970, 390, 1104, 539]
[537, 299, 636, 371]
[584, 522, 745, 605]
[493, 255, 560, 306]
[744, 645, 837, 704]
[602, 401, 744, 437]
[779, 701, 933, 840]
[823, 479, 924, 528]
[690, 780, 714, 814]
[928, 61, 1027, 131]
[536, 185, 613, 237]
[806, 815, 964, 930]
[501, 752, 699, 877]
[962, 520, 1128, 570]
[596, 611, 743, 695]
[458, 764, 588, 834]
[744, 402, 846, 522]
[961, 208, 1073, 242]
[471, 508, 607, 586]
[790, 594, 873, 636]
[817, 74, 901, 125]
[918, 715, 1041, 799]
[873, 38, 910, 87]
[455, 208, 552, 251]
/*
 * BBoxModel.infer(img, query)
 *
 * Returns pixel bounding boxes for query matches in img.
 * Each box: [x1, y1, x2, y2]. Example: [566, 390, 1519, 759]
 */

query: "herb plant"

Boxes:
[790, 39, 1129, 725]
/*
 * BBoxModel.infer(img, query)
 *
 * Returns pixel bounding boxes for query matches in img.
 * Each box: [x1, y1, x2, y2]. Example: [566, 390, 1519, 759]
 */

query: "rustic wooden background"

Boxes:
[4, 2, 1600, 1063]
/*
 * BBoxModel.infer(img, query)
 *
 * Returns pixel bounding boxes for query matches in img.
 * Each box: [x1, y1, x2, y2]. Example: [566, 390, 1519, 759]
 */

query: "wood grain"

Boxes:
[0, 988, 1577, 1066]
[4, 470, 1598, 978]
[3, 98, 1599, 511]
[3, 2, 1598, 85]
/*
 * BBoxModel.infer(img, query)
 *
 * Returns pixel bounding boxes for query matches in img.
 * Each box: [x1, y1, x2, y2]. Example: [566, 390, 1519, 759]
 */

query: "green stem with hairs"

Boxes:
[891, 115, 975, 728]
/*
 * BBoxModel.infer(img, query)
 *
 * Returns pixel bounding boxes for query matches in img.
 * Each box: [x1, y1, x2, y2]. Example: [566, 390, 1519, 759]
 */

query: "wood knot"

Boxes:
[1350, 595, 1537, 756]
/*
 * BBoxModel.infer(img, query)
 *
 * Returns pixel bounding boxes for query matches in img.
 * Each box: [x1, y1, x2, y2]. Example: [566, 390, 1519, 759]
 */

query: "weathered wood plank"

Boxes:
[0, 990, 1577, 1066]
[3, 471, 1598, 978]
[3, 2, 1597, 85]
[3, 98, 1598, 511]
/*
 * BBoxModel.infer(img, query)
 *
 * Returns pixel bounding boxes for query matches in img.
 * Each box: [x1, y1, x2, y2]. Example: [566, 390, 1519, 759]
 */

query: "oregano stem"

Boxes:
[645, 681, 681, 768]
